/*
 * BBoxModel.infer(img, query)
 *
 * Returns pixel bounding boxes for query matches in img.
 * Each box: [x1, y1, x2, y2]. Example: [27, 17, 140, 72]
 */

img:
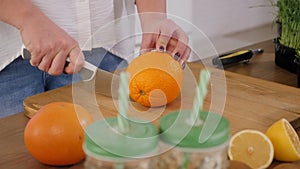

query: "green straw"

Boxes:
[117, 72, 130, 133]
[189, 69, 210, 125]
[116, 162, 124, 169]
[181, 152, 190, 169]
[183, 70, 210, 168]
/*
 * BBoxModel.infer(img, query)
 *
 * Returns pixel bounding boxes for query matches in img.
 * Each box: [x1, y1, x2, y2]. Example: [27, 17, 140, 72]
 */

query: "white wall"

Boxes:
[167, 0, 277, 60]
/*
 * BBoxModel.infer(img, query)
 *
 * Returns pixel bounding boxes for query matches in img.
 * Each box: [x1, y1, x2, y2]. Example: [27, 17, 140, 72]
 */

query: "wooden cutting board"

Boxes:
[23, 63, 300, 134]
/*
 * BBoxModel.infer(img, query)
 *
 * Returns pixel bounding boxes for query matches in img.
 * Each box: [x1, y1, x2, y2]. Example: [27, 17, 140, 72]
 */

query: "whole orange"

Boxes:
[126, 51, 183, 107]
[24, 102, 94, 166]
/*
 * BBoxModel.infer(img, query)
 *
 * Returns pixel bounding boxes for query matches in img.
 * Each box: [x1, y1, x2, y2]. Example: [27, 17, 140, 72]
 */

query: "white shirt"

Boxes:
[0, 0, 136, 71]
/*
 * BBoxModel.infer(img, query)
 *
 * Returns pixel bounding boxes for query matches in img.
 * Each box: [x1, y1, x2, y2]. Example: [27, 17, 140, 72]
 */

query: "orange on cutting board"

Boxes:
[228, 129, 274, 169]
[265, 118, 300, 162]
[24, 102, 94, 166]
[126, 51, 183, 107]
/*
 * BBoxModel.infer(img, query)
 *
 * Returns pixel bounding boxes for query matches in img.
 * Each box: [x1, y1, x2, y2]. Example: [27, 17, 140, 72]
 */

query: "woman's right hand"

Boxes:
[19, 5, 84, 75]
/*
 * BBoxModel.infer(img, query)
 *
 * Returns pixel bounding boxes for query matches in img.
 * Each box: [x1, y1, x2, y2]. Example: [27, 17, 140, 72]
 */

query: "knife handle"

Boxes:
[23, 48, 97, 71]
[290, 117, 300, 130]
[23, 48, 71, 69]
[212, 50, 253, 67]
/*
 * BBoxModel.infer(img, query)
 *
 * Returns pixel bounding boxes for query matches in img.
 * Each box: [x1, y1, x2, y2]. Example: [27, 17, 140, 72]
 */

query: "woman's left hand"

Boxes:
[140, 18, 190, 68]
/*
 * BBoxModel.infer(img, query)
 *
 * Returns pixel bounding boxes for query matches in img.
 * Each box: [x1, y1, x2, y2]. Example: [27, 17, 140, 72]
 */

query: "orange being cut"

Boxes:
[265, 118, 300, 162]
[126, 51, 183, 107]
[24, 102, 94, 166]
[228, 129, 274, 169]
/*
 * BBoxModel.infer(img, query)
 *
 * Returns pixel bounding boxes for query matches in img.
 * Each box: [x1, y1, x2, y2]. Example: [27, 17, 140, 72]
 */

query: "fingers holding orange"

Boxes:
[155, 21, 190, 66]
[164, 37, 190, 69]
[179, 46, 191, 69]
[155, 19, 177, 52]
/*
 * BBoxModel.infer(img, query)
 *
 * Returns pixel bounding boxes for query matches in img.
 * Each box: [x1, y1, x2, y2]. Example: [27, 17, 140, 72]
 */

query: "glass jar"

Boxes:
[83, 117, 159, 169]
[155, 110, 230, 169]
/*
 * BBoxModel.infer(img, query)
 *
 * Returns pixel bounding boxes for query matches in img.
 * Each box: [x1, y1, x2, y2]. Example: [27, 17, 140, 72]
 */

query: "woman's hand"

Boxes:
[20, 13, 84, 75]
[5, 0, 84, 75]
[0, 1, 85, 76]
[140, 18, 190, 68]
[0, 0, 84, 75]
[135, 0, 190, 68]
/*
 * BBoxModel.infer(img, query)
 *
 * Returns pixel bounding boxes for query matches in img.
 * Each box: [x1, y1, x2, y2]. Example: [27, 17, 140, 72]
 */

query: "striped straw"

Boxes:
[189, 69, 210, 125]
[117, 72, 130, 133]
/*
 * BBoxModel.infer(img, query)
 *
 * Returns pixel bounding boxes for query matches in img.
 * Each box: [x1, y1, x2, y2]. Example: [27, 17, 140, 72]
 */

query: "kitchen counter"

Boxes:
[1, 48, 300, 168]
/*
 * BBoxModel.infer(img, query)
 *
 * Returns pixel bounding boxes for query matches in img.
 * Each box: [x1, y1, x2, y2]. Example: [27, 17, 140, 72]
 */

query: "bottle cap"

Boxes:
[159, 110, 230, 148]
[84, 117, 158, 159]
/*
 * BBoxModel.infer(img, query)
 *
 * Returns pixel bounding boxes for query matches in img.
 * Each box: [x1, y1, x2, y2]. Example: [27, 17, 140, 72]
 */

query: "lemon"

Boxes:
[228, 129, 274, 169]
[265, 118, 300, 162]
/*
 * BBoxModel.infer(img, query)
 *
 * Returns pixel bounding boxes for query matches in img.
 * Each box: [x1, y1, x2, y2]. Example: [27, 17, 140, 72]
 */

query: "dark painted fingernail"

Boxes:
[159, 46, 165, 52]
[182, 62, 186, 69]
[179, 60, 186, 69]
[174, 52, 180, 61]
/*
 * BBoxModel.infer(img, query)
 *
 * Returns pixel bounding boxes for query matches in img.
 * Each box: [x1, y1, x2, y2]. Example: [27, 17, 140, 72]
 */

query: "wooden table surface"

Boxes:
[1, 51, 300, 168]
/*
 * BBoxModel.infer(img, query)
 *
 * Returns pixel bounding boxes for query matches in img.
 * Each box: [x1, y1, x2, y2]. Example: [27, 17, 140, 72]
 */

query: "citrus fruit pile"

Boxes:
[228, 118, 300, 169]
[24, 102, 94, 166]
[126, 51, 183, 107]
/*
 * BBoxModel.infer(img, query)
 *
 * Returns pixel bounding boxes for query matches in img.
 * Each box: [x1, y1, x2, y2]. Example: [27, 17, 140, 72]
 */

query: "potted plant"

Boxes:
[273, 0, 300, 87]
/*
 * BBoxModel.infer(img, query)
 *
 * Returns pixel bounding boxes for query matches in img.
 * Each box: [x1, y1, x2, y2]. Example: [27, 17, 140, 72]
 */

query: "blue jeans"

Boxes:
[0, 48, 128, 118]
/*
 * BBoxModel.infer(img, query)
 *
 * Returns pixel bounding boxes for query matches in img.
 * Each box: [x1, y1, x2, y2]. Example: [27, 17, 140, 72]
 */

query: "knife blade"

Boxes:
[22, 48, 119, 98]
[212, 48, 264, 67]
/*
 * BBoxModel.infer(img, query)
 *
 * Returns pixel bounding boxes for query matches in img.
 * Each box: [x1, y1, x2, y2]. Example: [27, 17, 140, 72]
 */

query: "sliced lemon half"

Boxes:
[266, 118, 300, 162]
[228, 129, 274, 169]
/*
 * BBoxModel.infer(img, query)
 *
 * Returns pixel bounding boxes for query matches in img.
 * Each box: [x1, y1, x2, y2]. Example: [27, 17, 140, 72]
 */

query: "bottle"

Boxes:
[154, 110, 230, 169]
[83, 117, 159, 169]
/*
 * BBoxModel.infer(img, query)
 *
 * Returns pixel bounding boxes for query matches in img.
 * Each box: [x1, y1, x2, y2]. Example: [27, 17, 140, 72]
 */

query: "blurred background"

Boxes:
[166, 0, 277, 61]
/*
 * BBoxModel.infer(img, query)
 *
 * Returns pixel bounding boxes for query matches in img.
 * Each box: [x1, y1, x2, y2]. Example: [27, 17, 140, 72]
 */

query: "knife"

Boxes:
[290, 117, 300, 131]
[22, 48, 119, 98]
[212, 48, 264, 67]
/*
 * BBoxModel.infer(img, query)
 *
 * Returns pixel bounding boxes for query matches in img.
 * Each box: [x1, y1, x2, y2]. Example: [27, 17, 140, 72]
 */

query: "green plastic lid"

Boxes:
[83, 117, 158, 159]
[159, 110, 230, 148]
